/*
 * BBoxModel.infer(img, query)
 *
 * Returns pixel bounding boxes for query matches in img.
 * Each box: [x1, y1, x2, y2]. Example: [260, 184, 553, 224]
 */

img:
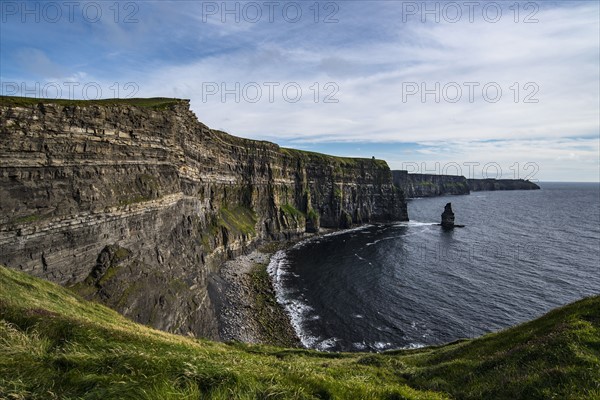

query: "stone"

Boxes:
[441, 202, 455, 229]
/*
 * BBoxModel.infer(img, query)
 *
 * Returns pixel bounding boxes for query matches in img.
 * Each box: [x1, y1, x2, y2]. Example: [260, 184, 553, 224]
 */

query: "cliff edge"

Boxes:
[392, 171, 470, 198]
[392, 170, 540, 198]
[0, 96, 407, 339]
[467, 178, 540, 191]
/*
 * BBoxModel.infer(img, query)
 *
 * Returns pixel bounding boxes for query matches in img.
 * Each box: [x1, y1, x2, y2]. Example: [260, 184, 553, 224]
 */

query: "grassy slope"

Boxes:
[0, 266, 445, 400]
[1, 266, 598, 399]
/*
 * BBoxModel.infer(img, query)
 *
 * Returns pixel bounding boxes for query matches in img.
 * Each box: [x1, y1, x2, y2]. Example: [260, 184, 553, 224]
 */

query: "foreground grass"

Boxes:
[0, 265, 598, 399]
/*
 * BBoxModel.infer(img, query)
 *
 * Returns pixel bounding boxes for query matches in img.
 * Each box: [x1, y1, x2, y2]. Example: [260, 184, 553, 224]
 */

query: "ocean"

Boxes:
[268, 182, 600, 352]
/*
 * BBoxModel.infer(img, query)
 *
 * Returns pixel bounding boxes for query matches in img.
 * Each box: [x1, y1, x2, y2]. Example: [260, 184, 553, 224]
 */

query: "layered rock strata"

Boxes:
[392, 170, 540, 199]
[392, 171, 470, 198]
[467, 178, 540, 191]
[0, 97, 407, 339]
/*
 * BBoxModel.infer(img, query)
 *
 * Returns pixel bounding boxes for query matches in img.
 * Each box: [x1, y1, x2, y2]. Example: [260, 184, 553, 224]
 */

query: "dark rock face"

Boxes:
[392, 171, 470, 198]
[467, 178, 540, 191]
[441, 203, 455, 229]
[392, 171, 540, 199]
[0, 98, 408, 339]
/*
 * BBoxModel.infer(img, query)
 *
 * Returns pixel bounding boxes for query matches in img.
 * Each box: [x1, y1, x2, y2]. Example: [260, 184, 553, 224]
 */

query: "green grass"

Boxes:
[0, 96, 185, 110]
[280, 204, 305, 221]
[0, 267, 598, 399]
[307, 208, 319, 225]
[0, 265, 445, 399]
[13, 215, 41, 224]
[218, 206, 257, 236]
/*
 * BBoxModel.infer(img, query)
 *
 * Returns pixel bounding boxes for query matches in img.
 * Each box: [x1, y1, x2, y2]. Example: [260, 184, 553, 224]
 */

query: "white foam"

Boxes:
[401, 343, 425, 350]
[373, 342, 392, 350]
[353, 342, 368, 350]
[394, 221, 438, 227]
[316, 337, 340, 351]
[289, 226, 375, 253]
[354, 253, 366, 261]
[267, 250, 320, 348]
[322, 225, 374, 238]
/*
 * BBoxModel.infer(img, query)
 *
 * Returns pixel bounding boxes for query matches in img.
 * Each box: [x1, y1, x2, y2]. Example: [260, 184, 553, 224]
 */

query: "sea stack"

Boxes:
[441, 202, 455, 229]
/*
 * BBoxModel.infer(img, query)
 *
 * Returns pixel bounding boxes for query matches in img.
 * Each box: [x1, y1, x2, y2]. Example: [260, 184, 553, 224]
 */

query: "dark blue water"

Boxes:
[268, 182, 600, 352]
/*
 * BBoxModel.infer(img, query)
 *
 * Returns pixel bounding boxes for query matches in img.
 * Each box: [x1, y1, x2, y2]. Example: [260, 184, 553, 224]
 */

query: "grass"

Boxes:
[0, 96, 185, 110]
[13, 215, 41, 224]
[218, 206, 257, 236]
[280, 204, 305, 221]
[1, 265, 598, 399]
[0, 265, 446, 400]
[307, 208, 320, 225]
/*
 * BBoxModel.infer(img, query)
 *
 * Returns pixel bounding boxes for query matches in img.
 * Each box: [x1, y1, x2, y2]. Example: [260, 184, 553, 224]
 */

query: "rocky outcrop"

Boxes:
[441, 203, 455, 229]
[392, 171, 470, 198]
[467, 179, 540, 191]
[0, 97, 407, 339]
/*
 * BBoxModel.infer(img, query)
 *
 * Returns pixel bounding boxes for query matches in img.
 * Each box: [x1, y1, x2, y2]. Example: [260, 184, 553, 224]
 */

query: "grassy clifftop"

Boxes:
[0, 96, 186, 109]
[1, 265, 598, 399]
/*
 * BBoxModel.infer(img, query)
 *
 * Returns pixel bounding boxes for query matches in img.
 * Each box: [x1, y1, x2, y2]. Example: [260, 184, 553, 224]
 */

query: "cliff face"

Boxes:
[0, 98, 407, 339]
[392, 171, 470, 198]
[467, 179, 540, 191]
[392, 171, 540, 198]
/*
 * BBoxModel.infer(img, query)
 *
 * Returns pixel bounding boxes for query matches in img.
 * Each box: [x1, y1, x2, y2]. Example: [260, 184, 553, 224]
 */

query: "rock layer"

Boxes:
[0, 97, 407, 339]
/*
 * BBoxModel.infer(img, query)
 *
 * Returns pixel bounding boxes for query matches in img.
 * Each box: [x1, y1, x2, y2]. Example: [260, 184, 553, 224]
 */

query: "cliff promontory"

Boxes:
[393, 170, 540, 198]
[467, 178, 540, 191]
[0, 96, 407, 339]
[392, 171, 470, 198]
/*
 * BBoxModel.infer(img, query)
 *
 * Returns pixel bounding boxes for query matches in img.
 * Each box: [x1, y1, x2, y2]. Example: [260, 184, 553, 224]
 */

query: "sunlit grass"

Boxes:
[1, 264, 598, 399]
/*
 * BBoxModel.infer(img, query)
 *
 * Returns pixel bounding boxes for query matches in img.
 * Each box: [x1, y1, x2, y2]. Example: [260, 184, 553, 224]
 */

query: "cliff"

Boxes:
[0, 96, 407, 339]
[392, 171, 470, 198]
[392, 171, 540, 198]
[468, 178, 540, 191]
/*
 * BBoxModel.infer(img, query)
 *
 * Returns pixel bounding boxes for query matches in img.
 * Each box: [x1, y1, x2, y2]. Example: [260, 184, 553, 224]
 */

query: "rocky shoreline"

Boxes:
[208, 241, 304, 347]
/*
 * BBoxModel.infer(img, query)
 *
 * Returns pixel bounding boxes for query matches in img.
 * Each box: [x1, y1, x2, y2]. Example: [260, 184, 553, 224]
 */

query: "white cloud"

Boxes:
[130, 2, 598, 147]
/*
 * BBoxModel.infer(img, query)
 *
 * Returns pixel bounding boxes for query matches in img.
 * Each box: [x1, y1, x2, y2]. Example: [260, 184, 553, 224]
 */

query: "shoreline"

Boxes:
[208, 238, 308, 347]
[208, 226, 368, 349]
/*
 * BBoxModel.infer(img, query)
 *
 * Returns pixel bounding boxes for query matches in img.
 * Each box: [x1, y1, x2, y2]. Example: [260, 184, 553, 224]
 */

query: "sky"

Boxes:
[1, 0, 599, 181]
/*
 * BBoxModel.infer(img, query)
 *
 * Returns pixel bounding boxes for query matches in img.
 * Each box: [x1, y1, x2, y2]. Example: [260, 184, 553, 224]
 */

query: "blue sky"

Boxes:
[1, 0, 599, 181]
